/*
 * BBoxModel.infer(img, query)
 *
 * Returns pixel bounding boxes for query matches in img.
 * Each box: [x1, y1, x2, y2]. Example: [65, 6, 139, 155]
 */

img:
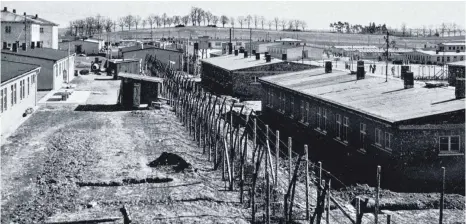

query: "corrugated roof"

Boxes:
[259, 68, 464, 123]
[276, 38, 302, 42]
[201, 54, 283, 71]
[415, 50, 466, 56]
[1, 48, 71, 61]
[448, 60, 466, 67]
[1, 60, 40, 83]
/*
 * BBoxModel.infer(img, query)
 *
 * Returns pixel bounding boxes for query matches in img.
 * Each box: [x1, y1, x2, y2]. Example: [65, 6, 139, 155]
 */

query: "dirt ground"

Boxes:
[1, 74, 249, 223]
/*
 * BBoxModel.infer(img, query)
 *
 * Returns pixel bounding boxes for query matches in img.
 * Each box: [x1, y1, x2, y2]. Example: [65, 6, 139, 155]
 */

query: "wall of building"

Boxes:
[1, 53, 55, 90]
[405, 51, 465, 64]
[448, 65, 465, 86]
[58, 40, 100, 55]
[123, 47, 183, 71]
[1, 22, 41, 48]
[439, 44, 465, 52]
[200, 62, 232, 95]
[1, 69, 39, 135]
[41, 25, 58, 49]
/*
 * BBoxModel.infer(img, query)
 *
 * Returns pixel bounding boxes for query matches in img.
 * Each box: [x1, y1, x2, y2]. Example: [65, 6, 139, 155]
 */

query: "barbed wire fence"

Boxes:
[147, 56, 433, 224]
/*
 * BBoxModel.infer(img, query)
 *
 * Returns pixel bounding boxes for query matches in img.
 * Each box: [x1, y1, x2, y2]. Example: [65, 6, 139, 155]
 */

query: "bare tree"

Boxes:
[267, 20, 273, 30]
[155, 15, 162, 28]
[212, 15, 219, 26]
[162, 13, 168, 27]
[182, 15, 190, 26]
[280, 19, 287, 30]
[134, 15, 141, 30]
[452, 23, 457, 36]
[147, 15, 155, 39]
[253, 15, 259, 29]
[230, 17, 235, 28]
[166, 17, 173, 27]
[300, 20, 307, 31]
[428, 24, 433, 36]
[104, 18, 113, 33]
[118, 17, 125, 31]
[173, 16, 181, 25]
[220, 15, 229, 28]
[260, 16, 265, 29]
[205, 11, 213, 25]
[142, 19, 147, 29]
[124, 15, 134, 30]
[196, 9, 204, 26]
[237, 16, 245, 28]
[246, 15, 252, 28]
[441, 23, 447, 37]
[294, 20, 300, 30]
[190, 7, 198, 26]
[273, 17, 279, 30]
[401, 23, 407, 37]
[458, 26, 464, 36]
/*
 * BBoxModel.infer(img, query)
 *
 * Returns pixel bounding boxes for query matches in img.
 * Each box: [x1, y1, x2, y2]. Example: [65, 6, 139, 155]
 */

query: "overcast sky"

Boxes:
[3, 1, 465, 30]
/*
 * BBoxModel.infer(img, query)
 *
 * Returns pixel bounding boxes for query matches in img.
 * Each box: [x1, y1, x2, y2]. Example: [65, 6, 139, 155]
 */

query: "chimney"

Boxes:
[282, 53, 287, 61]
[3, 7, 6, 12]
[23, 12, 26, 16]
[228, 43, 232, 54]
[404, 71, 414, 89]
[31, 42, 35, 49]
[455, 68, 465, 99]
[12, 43, 17, 52]
[325, 61, 332, 73]
[22, 43, 27, 51]
[244, 51, 248, 58]
[2, 42, 7, 50]
[265, 54, 271, 62]
[255, 53, 260, 60]
[35, 14, 38, 19]
[234, 49, 239, 56]
[13, 9, 16, 13]
[356, 60, 365, 80]
[252, 49, 256, 55]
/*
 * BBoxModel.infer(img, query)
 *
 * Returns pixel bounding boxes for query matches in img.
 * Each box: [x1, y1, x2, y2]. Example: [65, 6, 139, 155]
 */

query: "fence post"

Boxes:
[356, 197, 361, 224]
[288, 137, 292, 184]
[253, 118, 257, 164]
[439, 166, 445, 224]
[387, 214, 391, 224]
[326, 179, 331, 224]
[275, 130, 279, 186]
[375, 165, 381, 224]
[266, 148, 271, 224]
[305, 145, 310, 221]
[317, 161, 322, 199]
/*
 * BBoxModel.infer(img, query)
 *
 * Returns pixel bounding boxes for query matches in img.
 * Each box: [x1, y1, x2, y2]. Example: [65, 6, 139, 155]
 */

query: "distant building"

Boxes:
[27, 14, 58, 49]
[438, 42, 465, 52]
[121, 46, 184, 71]
[200, 52, 315, 100]
[404, 50, 465, 65]
[2, 48, 76, 90]
[58, 38, 104, 55]
[266, 44, 323, 61]
[244, 41, 281, 53]
[259, 67, 465, 186]
[1, 60, 41, 136]
[117, 73, 163, 109]
[274, 38, 303, 45]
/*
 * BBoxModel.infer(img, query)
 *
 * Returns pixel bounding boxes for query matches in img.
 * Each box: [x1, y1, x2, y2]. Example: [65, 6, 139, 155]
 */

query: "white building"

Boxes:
[1, 7, 41, 50]
[1, 60, 41, 136]
[58, 38, 104, 55]
[404, 49, 465, 65]
[26, 14, 59, 49]
[2, 48, 76, 90]
[438, 42, 465, 52]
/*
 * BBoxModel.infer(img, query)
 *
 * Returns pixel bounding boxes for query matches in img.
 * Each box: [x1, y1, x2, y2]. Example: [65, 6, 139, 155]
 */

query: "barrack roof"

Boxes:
[201, 53, 283, 71]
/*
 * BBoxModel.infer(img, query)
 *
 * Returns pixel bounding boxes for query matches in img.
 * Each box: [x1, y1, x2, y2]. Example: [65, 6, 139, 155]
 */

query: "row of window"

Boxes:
[407, 54, 464, 62]
[268, 48, 287, 54]
[265, 88, 461, 153]
[0, 75, 36, 113]
[447, 46, 464, 50]
[4, 26, 44, 34]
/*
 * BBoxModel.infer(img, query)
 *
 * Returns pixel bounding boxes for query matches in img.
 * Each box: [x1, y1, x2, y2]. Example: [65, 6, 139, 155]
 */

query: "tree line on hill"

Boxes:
[330, 21, 464, 37]
[66, 7, 308, 39]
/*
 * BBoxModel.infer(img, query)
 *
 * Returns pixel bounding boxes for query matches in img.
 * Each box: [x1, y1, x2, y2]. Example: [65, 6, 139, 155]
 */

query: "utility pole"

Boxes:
[249, 28, 252, 57]
[24, 12, 27, 50]
[384, 32, 390, 82]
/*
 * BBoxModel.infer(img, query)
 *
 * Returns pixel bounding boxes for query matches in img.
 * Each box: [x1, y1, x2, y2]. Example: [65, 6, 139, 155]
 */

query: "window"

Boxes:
[317, 107, 322, 129]
[32, 74, 35, 84]
[437, 57, 440, 62]
[0, 88, 4, 113]
[289, 95, 294, 117]
[5, 26, 11, 33]
[449, 47, 451, 50]
[323, 108, 327, 131]
[40, 27, 44, 33]
[22, 80, 25, 99]
[279, 92, 285, 113]
[461, 46, 464, 50]
[300, 100, 305, 122]
[375, 128, 383, 146]
[305, 102, 309, 124]
[251, 76, 258, 83]
[19, 80, 23, 100]
[447, 56, 450, 62]
[27, 77, 30, 96]
[439, 136, 460, 152]
[360, 123, 366, 149]
[343, 117, 349, 142]
[461, 56, 464, 61]
[385, 132, 392, 150]
[336, 114, 342, 139]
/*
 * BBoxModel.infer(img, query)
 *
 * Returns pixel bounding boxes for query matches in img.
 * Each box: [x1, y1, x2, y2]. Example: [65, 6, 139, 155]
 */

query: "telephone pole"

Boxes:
[24, 12, 27, 50]
[384, 32, 390, 82]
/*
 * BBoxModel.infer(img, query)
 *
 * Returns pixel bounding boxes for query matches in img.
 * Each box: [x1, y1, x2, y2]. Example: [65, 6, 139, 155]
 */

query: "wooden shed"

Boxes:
[107, 59, 141, 80]
[117, 73, 163, 109]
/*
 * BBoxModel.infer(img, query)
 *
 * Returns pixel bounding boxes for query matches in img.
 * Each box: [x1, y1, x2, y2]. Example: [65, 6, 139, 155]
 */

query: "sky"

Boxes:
[2, 1, 465, 30]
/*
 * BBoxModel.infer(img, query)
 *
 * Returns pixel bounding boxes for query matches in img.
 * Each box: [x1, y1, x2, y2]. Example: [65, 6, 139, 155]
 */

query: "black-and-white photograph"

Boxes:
[1, 1, 465, 223]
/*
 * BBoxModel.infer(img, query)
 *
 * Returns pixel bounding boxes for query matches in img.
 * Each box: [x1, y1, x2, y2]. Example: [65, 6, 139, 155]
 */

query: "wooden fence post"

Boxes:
[265, 125, 275, 184]
[253, 118, 257, 164]
[317, 161, 322, 200]
[387, 214, 391, 224]
[266, 147, 271, 224]
[375, 165, 381, 224]
[275, 130, 279, 186]
[305, 144, 310, 221]
[356, 197, 361, 224]
[326, 179, 331, 224]
[439, 166, 445, 224]
[288, 137, 292, 184]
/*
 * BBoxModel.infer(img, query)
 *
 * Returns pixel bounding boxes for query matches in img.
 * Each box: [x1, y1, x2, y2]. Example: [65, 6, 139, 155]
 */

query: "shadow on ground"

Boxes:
[74, 104, 132, 112]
